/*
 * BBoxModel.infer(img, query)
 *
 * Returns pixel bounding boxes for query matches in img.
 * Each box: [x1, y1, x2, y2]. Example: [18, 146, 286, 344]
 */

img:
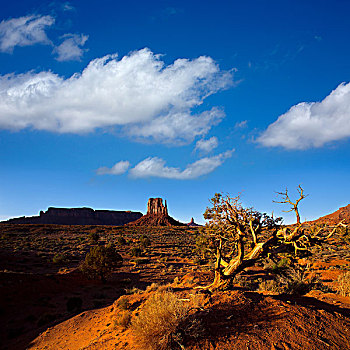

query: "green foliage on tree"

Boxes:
[80, 245, 123, 282]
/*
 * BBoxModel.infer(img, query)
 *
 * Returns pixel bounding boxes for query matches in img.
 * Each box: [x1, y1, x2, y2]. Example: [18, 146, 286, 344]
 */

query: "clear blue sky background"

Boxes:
[0, 0, 349, 224]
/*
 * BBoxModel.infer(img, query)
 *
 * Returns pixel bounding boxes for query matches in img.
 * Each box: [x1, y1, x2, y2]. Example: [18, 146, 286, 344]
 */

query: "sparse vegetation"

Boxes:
[130, 246, 142, 257]
[337, 271, 350, 296]
[131, 291, 203, 350]
[198, 188, 347, 291]
[88, 231, 99, 244]
[79, 245, 123, 282]
[52, 253, 67, 264]
[114, 310, 132, 329]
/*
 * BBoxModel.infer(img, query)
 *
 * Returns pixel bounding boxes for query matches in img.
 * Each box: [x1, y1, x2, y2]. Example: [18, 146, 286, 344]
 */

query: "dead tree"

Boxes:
[198, 193, 282, 291]
[197, 192, 347, 292]
[274, 185, 308, 225]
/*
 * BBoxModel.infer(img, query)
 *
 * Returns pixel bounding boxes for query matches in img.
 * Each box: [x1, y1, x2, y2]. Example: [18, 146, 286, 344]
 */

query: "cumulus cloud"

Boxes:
[0, 48, 233, 143]
[127, 108, 224, 144]
[129, 149, 234, 179]
[257, 83, 350, 149]
[96, 160, 130, 175]
[195, 136, 218, 153]
[53, 33, 88, 61]
[0, 14, 54, 53]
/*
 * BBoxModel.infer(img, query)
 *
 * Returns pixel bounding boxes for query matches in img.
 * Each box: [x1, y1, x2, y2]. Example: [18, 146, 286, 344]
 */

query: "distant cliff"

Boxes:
[3, 207, 143, 226]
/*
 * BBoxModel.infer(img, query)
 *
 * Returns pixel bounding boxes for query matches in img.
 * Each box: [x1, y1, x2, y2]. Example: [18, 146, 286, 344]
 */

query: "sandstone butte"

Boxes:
[128, 197, 186, 226]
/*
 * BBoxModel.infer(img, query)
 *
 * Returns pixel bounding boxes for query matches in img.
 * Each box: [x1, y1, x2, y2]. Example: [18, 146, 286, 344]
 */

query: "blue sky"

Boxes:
[1, 0, 349, 224]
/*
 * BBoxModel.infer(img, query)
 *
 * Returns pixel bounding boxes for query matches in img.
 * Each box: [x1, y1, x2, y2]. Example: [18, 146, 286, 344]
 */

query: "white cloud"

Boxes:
[235, 120, 247, 128]
[62, 2, 75, 11]
[0, 48, 233, 143]
[54, 33, 88, 61]
[195, 136, 218, 153]
[128, 108, 224, 144]
[96, 160, 130, 175]
[0, 15, 54, 53]
[129, 149, 234, 179]
[257, 82, 350, 149]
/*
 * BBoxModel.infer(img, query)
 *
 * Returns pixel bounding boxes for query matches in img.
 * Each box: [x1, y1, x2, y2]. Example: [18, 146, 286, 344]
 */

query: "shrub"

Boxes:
[270, 257, 291, 273]
[116, 236, 127, 246]
[337, 271, 350, 296]
[114, 310, 132, 330]
[116, 295, 131, 310]
[139, 235, 151, 248]
[79, 245, 123, 282]
[52, 253, 67, 264]
[88, 232, 99, 244]
[131, 292, 203, 350]
[260, 266, 316, 295]
[259, 279, 283, 293]
[130, 246, 142, 257]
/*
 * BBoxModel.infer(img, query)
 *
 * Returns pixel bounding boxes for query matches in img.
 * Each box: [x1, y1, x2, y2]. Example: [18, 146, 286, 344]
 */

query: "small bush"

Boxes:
[260, 266, 316, 295]
[270, 258, 291, 273]
[52, 253, 67, 264]
[130, 246, 142, 257]
[259, 279, 283, 293]
[337, 271, 350, 296]
[116, 236, 127, 246]
[139, 235, 151, 248]
[116, 295, 131, 310]
[131, 292, 203, 350]
[114, 310, 132, 329]
[88, 232, 99, 244]
[79, 245, 123, 282]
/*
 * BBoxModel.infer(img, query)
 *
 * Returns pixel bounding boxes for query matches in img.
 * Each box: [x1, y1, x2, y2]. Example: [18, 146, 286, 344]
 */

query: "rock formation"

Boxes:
[128, 198, 185, 226]
[3, 207, 143, 226]
[147, 198, 168, 216]
[187, 217, 201, 227]
[310, 204, 350, 225]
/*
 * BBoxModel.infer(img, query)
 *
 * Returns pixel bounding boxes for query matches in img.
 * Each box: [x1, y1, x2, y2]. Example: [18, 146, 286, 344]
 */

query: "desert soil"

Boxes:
[0, 223, 350, 350]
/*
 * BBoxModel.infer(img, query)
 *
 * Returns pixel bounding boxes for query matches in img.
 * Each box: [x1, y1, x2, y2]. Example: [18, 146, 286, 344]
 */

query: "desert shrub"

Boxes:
[139, 235, 151, 248]
[269, 257, 291, 273]
[88, 232, 99, 244]
[260, 266, 316, 295]
[52, 253, 67, 264]
[116, 295, 131, 310]
[66, 297, 82, 313]
[79, 245, 123, 282]
[131, 291, 203, 350]
[125, 287, 142, 295]
[116, 236, 127, 246]
[145, 282, 160, 292]
[193, 232, 213, 261]
[130, 246, 142, 257]
[337, 271, 350, 296]
[259, 279, 284, 293]
[234, 275, 258, 290]
[114, 310, 132, 329]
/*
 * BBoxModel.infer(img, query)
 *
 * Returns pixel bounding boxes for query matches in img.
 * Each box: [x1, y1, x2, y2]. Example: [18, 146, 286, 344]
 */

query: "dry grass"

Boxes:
[131, 291, 202, 350]
[114, 310, 132, 330]
[337, 271, 350, 296]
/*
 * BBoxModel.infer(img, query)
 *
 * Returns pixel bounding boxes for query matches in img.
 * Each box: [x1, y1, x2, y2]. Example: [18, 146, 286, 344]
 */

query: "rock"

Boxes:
[2, 207, 143, 226]
[309, 204, 350, 225]
[147, 198, 168, 216]
[187, 217, 201, 227]
[128, 198, 185, 227]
